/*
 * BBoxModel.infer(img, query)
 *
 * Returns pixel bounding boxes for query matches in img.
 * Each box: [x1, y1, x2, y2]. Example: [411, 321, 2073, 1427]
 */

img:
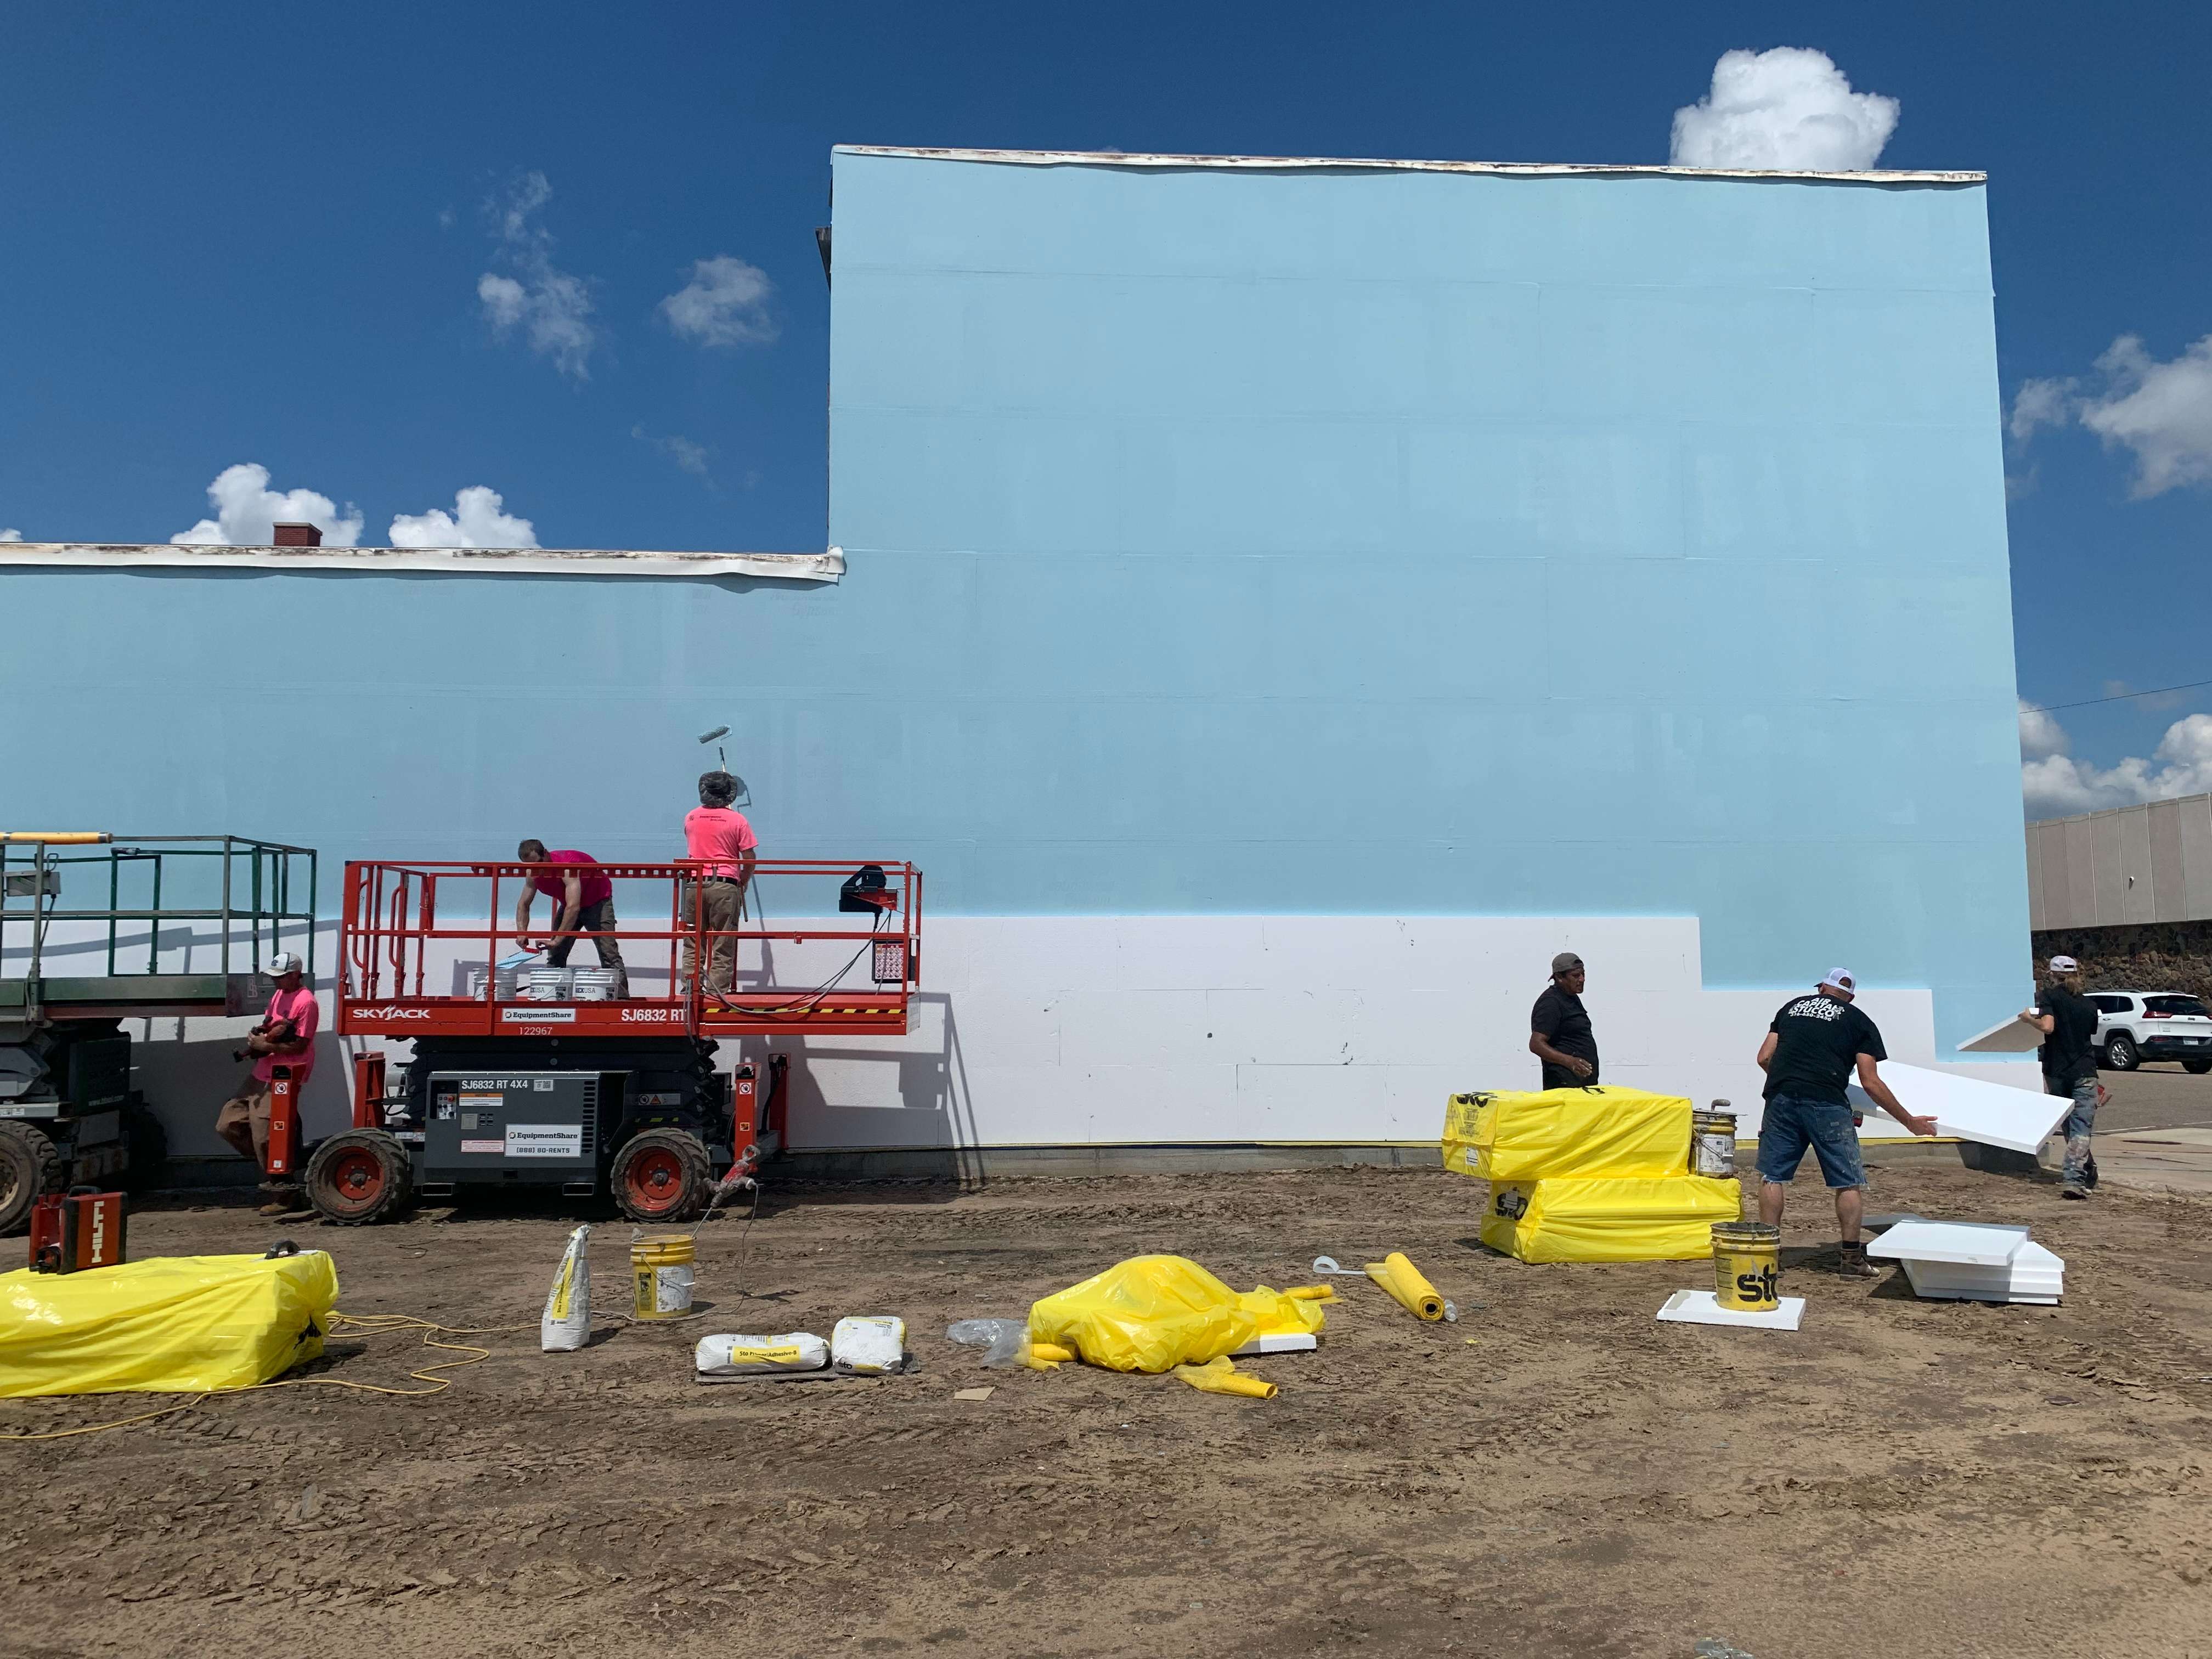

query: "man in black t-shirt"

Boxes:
[2024, 955, 2102, 1199]
[1755, 968, 1937, 1277]
[1529, 952, 1599, 1091]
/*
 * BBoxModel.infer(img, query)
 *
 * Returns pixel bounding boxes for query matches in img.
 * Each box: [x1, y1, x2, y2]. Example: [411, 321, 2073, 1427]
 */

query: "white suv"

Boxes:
[2086, 991, 2212, 1074]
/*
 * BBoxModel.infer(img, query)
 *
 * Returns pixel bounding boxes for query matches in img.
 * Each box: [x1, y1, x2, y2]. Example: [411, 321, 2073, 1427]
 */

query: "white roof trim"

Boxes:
[0, 543, 845, 583]
[834, 144, 1983, 186]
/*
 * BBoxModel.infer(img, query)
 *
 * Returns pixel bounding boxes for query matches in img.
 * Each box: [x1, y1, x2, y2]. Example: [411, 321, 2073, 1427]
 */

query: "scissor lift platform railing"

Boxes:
[1, 835, 317, 1022]
[335, 857, 921, 1041]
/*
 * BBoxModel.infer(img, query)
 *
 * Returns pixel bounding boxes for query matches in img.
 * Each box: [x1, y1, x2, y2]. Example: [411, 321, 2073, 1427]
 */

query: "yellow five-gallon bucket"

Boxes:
[1710, 1222, 1780, 1312]
[630, 1234, 696, 1320]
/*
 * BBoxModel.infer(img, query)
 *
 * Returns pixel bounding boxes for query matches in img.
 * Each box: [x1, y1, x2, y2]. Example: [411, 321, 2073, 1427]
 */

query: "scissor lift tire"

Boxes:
[0, 1121, 63, 1237]
[612, 1128, 711, 1223]
[307, 1130, 413, 1226]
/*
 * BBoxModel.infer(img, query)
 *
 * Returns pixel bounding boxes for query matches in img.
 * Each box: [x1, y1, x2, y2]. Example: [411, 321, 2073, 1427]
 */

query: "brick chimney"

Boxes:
[271, 522, 323, 548]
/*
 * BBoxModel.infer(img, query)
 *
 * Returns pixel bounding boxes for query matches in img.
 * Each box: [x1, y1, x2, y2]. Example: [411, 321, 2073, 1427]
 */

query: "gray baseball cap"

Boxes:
[1551, 952, 1584, 974]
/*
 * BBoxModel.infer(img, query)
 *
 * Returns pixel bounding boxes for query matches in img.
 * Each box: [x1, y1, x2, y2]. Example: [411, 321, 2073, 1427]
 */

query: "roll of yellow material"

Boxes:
[1284, 1284, 1335, 1302]
[1363, 1252, 1445, 1321]
[1028, 1342, 1075, 1363]
[1174, 1356, 1277, 1399]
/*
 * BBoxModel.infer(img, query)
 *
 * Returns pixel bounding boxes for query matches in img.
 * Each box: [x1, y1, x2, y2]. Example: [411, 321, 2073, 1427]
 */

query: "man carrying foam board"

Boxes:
[1755, 969, 1938, 1277]
[2023, 955, 2101, 1200]
[1530, 952, 1599, 1090]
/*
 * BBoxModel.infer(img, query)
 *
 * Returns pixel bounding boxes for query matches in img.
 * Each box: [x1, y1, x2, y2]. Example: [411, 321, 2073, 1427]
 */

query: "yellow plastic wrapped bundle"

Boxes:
[1479, 1175, 1742, 1264]
[1442, 1087, 1694, 1182]
[1026, 1255, 1325, 1374]
[0, 1251, 339, 1398]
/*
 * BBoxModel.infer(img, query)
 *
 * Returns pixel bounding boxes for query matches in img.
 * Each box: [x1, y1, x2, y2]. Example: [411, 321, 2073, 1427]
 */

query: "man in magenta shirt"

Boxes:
[681, 771, 758, 999]
[515, 839, 629, 995]
[217, 951, 317, 1212]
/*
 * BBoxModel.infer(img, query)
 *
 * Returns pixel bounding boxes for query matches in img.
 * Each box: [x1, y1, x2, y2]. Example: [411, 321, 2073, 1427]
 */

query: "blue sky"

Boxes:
[2, 2, 2205, 813]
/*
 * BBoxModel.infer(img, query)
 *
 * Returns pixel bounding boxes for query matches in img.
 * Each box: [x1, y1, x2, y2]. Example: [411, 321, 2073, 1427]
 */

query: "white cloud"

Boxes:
[0, 528, 21, 542]
[170, 463, 364, 547]
[2079, 334, 2212, 496]
[477, 172, 599, 381]
[2017, 700, 2068, 761]
[387, 486, 539, 549]
[2007, 376, 2075, 445]
[632, 424, 713, 481]
[2021, 704, 2212, 817]
[1669, 48, 1899, 171]
[658, 255, 778, 348]
[2005, 334, 2212, 497]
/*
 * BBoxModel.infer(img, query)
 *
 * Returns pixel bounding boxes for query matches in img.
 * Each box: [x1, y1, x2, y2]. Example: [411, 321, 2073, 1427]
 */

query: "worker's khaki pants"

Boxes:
[216, 1079, 272, 1170]
[680, 879, 744, 996]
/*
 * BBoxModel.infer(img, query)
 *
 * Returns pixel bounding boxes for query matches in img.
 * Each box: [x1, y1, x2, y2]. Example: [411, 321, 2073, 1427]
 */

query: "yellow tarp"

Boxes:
[1442, 1087, 1694, 1182]
[1480, 1175, 1742, 1264]
[0, 1251, 338, 1398]
[1027, 1255, 1325, 1374]
[1364, 1252, 1445, 1321]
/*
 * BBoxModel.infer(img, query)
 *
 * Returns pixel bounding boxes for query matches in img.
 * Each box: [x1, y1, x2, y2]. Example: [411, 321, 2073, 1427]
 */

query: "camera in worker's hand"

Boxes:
[234, 1016, 299, 1064]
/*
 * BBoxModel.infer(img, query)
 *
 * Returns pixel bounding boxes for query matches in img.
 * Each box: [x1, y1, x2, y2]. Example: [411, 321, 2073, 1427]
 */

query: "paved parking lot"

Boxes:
[2092, 1063, 2212, 1134]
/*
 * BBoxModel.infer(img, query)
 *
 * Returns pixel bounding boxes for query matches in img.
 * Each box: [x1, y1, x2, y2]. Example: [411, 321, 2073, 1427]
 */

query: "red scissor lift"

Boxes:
[305, 857, 919, 1225]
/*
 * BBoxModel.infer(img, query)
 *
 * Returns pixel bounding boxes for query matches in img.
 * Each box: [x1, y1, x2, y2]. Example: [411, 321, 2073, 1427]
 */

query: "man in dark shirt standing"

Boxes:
[1530, 952, 1599, 1091]
[1756, 968, 1937, 1276]
[2024, 955, 2102, 1200]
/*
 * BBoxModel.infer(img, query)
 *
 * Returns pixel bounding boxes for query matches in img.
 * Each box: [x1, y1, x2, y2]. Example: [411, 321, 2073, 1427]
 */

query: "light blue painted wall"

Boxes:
[0, 153, 2027, 1051]
[824, 153, 2027, 1048]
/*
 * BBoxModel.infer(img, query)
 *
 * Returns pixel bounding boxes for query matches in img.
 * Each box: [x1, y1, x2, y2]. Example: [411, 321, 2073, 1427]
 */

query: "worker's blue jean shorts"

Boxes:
[1756, 1093, 1866, 1190]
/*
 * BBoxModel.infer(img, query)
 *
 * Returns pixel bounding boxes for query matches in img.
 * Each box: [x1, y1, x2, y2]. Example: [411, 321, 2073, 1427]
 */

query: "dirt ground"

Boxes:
[4, 1158, 2210, 1659]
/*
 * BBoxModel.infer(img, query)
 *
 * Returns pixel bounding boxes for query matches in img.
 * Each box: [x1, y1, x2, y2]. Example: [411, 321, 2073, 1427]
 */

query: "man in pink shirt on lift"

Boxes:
[515, 840, 629, 996]
[682, 770, 757, 1002]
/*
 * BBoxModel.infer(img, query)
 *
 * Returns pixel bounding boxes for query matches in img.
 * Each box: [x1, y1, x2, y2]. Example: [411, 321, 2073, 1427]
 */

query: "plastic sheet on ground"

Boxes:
[1481, 1175, 1742, 1264]
[1442, 1087, 1695, 1182]
[1026, 1255, 1326, 1374]
[0, 1251, 339, 1398]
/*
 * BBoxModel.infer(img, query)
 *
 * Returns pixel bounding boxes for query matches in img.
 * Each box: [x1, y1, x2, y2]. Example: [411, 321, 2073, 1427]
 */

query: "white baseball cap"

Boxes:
[2048, 955, 2079, 974]
[1818, 968, 1855, 992]
[267, 952, 305, 978]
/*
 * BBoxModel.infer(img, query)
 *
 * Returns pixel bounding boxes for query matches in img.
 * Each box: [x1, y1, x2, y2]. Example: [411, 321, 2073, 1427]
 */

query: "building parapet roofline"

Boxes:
[834, 143, 1983, 187]
[0, 543, 845, 582]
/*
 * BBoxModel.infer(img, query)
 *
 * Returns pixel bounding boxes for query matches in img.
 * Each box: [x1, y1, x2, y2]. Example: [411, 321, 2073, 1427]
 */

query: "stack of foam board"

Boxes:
[1866, 1220, 2064, 1304]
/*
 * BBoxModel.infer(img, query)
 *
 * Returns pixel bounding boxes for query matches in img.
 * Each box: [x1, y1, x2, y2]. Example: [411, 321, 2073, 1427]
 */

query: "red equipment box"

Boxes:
[29, 1187, 128, 1273]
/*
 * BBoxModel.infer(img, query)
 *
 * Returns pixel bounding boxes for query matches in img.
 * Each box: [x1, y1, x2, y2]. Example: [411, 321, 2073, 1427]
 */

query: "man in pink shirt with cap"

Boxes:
[217, 951, 317, 1214]
[682, 770, 757, 1000]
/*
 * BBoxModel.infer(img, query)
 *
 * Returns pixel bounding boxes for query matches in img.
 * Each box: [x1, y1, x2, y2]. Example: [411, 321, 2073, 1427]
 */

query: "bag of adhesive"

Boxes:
[1442, 1087, 1694, 1182]
[540, 1225, 591, 1353]
[695, 1333, 829, 1375]
[0, 1250, 337, 1398]
[1480, 1175, 1741, 1264]
[1026, 1255, 1325, 1374]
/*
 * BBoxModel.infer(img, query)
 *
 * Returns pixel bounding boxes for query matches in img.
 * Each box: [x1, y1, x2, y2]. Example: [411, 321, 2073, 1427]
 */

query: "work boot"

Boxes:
[2059, 1184, 2089, 1201]
[2083, 1155, 2099, 1191]
[1831, 1242, 1880, 1278]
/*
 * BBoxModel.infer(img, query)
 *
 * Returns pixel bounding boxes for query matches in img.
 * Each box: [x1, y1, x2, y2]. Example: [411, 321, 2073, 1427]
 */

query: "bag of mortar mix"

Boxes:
[831, 1316, 906, 1374]
[696, 1332, 830, 1375]
[540, 1225, 591, 1353]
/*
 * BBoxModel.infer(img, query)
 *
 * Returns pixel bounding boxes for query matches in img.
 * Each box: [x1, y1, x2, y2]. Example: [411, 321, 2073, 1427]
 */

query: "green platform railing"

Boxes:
[0, 835, 317, 1019]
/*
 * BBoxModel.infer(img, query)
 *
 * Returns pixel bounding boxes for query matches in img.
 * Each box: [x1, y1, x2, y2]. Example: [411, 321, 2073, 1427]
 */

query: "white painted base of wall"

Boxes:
[9, 913, 2038, 1163]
